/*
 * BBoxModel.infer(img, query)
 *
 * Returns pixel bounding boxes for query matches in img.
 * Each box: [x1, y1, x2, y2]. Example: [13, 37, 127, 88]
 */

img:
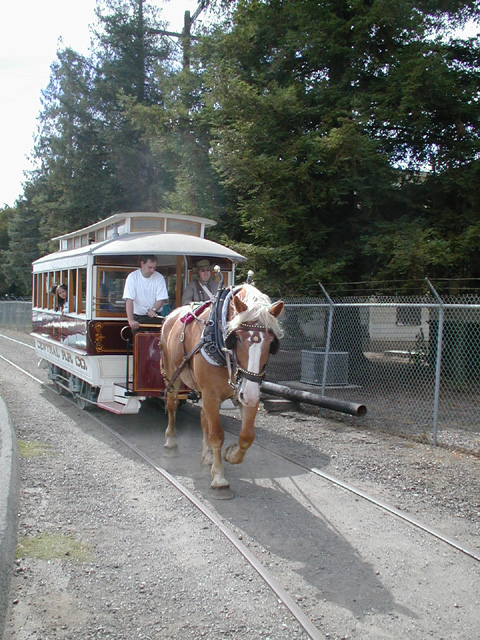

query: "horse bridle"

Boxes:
[225, 322, 279, 384]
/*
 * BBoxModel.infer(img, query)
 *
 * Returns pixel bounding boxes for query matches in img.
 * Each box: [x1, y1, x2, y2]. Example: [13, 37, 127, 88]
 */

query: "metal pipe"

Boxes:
[260, 381, 367, 417]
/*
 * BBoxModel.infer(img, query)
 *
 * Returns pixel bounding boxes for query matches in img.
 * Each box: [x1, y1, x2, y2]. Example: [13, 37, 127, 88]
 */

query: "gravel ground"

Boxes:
[1, 329, 480, 639]
[248, 406, 480, 545]
[1, 364, 309, 640]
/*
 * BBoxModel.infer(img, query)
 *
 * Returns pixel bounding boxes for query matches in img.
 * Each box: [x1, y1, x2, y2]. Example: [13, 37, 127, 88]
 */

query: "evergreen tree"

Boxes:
[28, 0, 175, 241]
[31, 47, 122, 238]
[195, 0, 480, 294]
[2, 201, 41, 296]
[0, 206, 14, 294]
[90, 0, 175, 210]
[3, 0, 479, 297]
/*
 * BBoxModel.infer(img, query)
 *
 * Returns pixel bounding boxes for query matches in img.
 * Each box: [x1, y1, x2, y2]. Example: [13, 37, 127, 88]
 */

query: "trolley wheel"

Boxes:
[76, 395, 93, 411]
[75, 382, 98, 411]
[54, 381, 67, 396]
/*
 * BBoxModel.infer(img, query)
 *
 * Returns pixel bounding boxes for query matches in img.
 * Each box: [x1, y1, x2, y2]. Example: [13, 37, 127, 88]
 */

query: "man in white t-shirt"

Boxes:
[123, 255, 168, 331]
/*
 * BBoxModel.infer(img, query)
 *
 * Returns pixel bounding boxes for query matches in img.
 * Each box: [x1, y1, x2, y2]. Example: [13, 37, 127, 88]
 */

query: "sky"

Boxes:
[0, 0, 207, 208]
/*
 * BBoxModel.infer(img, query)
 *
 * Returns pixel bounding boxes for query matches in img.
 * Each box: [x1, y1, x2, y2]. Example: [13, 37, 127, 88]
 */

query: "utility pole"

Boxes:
[183, 10, 192, 69]
[150, 2, 207, 69]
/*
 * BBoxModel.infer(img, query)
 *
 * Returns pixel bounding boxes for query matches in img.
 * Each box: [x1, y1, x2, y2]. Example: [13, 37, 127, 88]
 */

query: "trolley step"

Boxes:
[97, 399, 143, 415]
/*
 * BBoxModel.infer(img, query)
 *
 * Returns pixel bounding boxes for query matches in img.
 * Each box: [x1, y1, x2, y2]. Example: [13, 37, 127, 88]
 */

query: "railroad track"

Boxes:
[1, 331, 479, 640]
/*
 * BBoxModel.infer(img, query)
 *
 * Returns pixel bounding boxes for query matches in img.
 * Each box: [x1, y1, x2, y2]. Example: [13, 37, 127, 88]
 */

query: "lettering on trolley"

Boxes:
[36, 341, 61, 358]
[61, 349, 73, 363]
[36, 340, 88, 372]
[75, 355, 87, 370]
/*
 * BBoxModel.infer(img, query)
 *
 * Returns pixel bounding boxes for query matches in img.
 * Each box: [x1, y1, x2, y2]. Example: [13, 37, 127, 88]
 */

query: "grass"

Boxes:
[17, 439, 54, 458]
[16, 532, 93, 562]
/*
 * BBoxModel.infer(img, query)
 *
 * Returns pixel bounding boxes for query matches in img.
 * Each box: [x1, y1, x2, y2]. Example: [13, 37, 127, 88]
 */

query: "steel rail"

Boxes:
[0, 333, 35, 349]
[2, 334, 479, 567]
[309, 467, 480, 563]
[87, 413, 326, 640]
[244, 437, 480, 563]
[0, 355, 44, 384]
[0, 341, 326, 640]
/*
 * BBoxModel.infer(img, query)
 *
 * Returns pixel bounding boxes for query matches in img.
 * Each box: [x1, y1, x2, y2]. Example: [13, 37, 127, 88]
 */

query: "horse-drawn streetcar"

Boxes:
[32, 211, 246, 413]
[33, 210, 286, 491]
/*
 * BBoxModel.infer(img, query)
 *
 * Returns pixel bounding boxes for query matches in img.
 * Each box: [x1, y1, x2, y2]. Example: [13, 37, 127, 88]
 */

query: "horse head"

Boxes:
[225, 285, 284, 407]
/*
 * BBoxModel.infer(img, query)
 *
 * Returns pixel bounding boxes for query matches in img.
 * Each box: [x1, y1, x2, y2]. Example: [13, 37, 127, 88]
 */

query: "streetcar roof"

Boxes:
[92, 232, 246, 261]
[33, 242, 102, 271]
[33, 232, 246, 272]
[51, 211, 216, 243]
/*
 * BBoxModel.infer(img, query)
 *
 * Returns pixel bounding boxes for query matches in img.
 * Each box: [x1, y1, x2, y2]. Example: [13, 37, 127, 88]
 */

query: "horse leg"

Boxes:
[200, 407, 213, 466]
[224, 403, 258, 464]
[202, 395, 229, 489]
[164, 381, 180, 451]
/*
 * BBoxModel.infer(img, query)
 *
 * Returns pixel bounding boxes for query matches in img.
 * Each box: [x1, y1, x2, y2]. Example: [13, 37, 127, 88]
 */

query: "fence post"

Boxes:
[318, 283, 334, 396]
[426, 279, 444, 446]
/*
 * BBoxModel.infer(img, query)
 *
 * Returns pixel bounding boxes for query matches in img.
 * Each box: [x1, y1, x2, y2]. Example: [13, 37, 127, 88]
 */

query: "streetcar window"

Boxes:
[33, 274, 42, 308]
[78, 269, 86, 314]
[69, 270, 77, 313]
[94, 267, 129, 317]
[166, 218, 201, 236]
[130, 217, 164, 233]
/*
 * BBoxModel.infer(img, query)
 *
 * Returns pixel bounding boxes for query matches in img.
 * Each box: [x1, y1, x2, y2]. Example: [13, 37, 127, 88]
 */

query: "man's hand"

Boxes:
[148, 300, 167, 317]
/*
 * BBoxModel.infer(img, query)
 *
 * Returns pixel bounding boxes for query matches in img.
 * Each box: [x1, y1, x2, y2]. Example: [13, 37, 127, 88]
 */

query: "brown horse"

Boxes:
[160, 284, 284, 494]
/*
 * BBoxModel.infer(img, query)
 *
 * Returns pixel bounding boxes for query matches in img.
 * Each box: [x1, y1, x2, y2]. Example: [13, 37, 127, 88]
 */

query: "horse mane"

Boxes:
[226, 284, 284, 339]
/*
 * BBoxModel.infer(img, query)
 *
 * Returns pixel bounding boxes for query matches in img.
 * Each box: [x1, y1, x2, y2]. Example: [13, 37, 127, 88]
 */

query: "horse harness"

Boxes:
[162, 287, 277, 394]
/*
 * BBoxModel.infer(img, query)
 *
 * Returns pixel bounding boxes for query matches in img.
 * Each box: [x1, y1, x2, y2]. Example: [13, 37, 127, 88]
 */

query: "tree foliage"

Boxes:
[192, 0, 480, 294]
[2, 0, 479, 296]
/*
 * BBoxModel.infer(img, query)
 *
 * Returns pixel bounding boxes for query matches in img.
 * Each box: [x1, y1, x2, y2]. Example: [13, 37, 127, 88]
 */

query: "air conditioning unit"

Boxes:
[301, 350, 349, 386]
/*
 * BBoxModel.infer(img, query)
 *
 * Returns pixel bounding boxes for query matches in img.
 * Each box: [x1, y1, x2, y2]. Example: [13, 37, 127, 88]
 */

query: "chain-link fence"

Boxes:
[0, 300, 32, 333]
[1, 292, 479, 452]
[267, 285, 480, 454]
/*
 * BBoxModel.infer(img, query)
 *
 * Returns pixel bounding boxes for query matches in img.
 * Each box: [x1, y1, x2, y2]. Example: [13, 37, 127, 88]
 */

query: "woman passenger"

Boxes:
[51, 283, 68, 312]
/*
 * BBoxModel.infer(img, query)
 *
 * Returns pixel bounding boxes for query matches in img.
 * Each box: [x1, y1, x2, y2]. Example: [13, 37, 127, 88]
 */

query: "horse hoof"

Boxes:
[164, 445, 180, 458]
[209, 486, 234, 500]
[223, 444, 235, 462]
[224, 445, 244, 465]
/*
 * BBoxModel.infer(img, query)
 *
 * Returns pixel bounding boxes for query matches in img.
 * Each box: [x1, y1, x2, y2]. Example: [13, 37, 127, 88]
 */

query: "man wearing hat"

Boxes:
[182, 259, 219, 304]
